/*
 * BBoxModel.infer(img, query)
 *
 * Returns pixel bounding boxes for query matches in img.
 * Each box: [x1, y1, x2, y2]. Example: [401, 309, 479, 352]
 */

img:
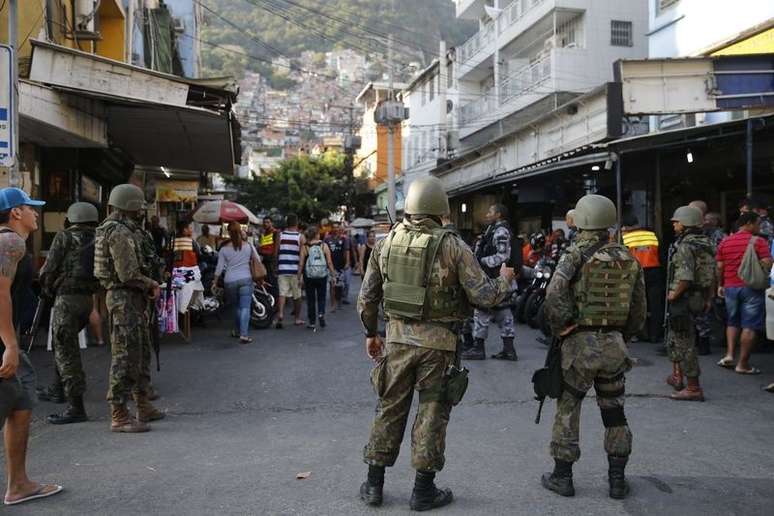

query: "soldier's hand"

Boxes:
[499, 263, 515, 282]
[366, 335, 384, 361]
[559, 324, 577, 337]
[667, 291, 677, 302]
[0, 346, 19, 378]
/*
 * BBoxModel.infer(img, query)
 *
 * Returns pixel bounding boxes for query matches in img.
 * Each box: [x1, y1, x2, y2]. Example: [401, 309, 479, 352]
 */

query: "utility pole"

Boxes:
[8, 0, 20, 187]
[386, 32, 396, 222]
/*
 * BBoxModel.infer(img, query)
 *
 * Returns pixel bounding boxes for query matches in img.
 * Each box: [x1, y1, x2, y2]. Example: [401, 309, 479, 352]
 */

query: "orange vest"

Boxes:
[623, 229, 660, 269]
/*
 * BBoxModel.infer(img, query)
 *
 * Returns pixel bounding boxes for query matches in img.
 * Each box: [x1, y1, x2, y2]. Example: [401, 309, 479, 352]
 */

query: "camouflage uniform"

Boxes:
[39, 225, 99, 400]
[544, 230, 646, 463]
[134, 226, 164, 397]
[667, 231, 715, 378]
[472, 221, 514, 340]
[359, 217, 512, 472]
[95, 212, 156, 405]
[694, 226, 727, 342]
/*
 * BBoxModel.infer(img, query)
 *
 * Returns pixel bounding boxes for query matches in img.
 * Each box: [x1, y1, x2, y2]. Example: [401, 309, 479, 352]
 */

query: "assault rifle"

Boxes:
[24, 295, 49, 353]
[531, 336, 563, 424]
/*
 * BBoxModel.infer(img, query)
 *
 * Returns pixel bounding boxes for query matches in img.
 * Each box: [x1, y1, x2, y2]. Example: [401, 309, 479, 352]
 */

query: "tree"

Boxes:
[224, 152, 371, 223]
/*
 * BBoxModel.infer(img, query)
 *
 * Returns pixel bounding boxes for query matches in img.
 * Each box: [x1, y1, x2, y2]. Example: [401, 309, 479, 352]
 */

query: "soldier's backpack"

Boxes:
[61, 227, 96, 283]
[687, 236, 716, 290]
[305, 243, 328, 279]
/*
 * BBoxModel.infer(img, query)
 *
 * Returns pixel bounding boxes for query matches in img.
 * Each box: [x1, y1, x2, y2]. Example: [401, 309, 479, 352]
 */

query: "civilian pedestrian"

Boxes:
[0, 187, 64, 505]
[275, 214, 305, 328]
[299, 226, 335, 330]
[215, 222, 259, 344]
[258, 216, 280, 294]
[326, 221, 351, 310]
[716, 211, 772, 374]
[360, 231, 376, 277]
[196, 224, 218, 250]
[148, 215, 168, 256]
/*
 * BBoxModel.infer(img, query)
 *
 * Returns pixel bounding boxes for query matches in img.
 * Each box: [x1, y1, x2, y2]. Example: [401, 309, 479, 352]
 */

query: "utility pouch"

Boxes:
[444, 364, 469, 406]
[669, 298, 692, 332]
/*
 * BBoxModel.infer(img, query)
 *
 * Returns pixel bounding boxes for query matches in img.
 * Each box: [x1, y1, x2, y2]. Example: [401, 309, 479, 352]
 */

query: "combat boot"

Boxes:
[134, 392, 166, 423]
[409, 471, 453, 512]
[37, 383, 65, 404]
[47, 395, 88, 425]
[110, 404, 150, 433]
[696, 335, 711, 356]
[671, 376, 705, 401]
[541, 459, 575, 497]
[608, 455, 630, 499]
[359, 465, 384, 507]
[461, 338, 485, 360]
[492, 337, 518, 361]
[666, 363, 684, 391]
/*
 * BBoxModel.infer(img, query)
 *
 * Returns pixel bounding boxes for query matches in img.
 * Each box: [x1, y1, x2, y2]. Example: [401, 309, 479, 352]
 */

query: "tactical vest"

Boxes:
[57, 226, 98, 295]
[94, 219, 140, 288]
[476, 221, 511, 278]
[683, 234, 716, 290]
[573, 243, 639, 328]
[381, 223, 469, 322]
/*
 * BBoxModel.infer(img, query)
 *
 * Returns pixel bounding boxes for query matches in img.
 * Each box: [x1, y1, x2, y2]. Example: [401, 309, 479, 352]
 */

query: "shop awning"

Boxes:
[27, 40, 238, 173]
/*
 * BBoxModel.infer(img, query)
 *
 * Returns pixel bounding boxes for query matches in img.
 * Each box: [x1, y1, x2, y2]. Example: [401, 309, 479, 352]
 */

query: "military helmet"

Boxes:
[66, 202, 99, 223]
[671, 205, 703, 227]
[573, 194, 617, 230]
[404, 176, 450, 216]
[108, 184, 146, 212]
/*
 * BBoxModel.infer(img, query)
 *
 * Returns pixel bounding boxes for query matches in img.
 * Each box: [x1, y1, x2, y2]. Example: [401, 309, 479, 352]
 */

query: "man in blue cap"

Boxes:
[0, 187, 63, 505]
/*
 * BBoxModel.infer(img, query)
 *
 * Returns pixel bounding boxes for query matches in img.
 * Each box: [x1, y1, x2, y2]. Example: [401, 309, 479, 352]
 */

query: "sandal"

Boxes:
[735, 367, 761, 375]
[716, 357, 735, 368]
[4, 484, 63, 505]
[239, 337, 253, 344]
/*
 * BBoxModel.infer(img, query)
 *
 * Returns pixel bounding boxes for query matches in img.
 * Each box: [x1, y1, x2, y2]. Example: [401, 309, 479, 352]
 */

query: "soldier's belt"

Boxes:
[576, 325, 623, 333]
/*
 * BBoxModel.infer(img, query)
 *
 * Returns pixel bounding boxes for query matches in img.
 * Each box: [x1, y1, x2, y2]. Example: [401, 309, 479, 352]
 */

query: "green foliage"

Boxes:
[201, 0, 476, 78]
[225, 152, 371, 222]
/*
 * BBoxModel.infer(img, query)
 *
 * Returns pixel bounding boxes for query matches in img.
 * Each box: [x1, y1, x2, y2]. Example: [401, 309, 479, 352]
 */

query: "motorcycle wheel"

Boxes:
[514, 291, 530, 323]
[251, 294, 275, 329]
[525, 291, 543, 329]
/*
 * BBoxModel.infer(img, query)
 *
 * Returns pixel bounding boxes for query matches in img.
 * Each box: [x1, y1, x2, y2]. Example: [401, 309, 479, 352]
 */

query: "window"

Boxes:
[658, 0, 679, 13]
[611, 20, 633, 47]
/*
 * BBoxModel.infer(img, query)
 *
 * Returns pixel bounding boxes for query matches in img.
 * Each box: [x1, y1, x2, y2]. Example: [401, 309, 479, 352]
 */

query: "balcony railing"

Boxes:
[458, 53, 553, 126]
[500, 0, 547, 33]
[458, 21, 495, 64]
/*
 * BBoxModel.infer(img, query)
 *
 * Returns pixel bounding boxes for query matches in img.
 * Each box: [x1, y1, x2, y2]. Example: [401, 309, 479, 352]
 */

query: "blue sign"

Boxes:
[0, 45, 13, 167]
[714, 55, 774, 110]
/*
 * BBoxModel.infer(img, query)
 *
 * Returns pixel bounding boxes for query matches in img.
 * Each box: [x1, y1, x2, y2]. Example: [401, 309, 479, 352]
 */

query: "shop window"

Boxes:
[611, 20, 633, 47]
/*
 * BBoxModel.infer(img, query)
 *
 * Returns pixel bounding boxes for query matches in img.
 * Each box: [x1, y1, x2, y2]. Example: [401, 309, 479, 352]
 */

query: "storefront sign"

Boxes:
[156, 180, 198, 203]
[0, 45, 13, 167]
[712, 27, 774, 56]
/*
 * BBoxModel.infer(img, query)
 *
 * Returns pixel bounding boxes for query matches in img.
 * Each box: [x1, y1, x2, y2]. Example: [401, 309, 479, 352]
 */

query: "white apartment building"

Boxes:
[454, 0, 648, 143]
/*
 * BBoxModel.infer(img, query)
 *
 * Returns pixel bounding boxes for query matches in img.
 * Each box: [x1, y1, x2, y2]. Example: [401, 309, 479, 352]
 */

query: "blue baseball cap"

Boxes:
[0, 188, 46, 211]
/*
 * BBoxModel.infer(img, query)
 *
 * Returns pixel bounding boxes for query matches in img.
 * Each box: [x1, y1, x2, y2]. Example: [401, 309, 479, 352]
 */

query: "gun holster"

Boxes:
[444, 364, 469, 406]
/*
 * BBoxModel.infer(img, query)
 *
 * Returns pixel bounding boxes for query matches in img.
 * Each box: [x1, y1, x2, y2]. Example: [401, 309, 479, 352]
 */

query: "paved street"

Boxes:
[5, 281, 774, 515]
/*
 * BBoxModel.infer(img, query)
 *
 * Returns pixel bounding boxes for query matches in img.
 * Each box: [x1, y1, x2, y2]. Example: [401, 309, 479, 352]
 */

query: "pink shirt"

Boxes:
[716, 230, 771, 288]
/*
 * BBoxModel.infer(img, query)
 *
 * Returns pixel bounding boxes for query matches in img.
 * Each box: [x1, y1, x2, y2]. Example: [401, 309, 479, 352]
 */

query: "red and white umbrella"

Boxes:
[192, 200, 260, 225]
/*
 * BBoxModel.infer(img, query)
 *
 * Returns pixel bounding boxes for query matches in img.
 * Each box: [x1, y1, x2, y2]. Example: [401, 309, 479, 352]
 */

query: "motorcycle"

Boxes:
[524, 258, 555, 329]
[251, 283, 276, 329]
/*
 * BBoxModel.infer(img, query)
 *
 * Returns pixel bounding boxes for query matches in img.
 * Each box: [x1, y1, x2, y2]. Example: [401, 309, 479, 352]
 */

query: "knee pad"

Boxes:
[600, 407, 628, 428]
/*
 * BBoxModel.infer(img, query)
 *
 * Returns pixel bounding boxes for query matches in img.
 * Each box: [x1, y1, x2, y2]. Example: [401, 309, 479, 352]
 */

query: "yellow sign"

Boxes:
[156, 180, 198, 203]
[712, 27, 774, 56]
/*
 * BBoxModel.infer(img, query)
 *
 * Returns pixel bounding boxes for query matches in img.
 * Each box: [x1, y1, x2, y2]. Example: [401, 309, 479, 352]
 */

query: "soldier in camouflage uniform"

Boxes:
[94, 184, 160, 433]
[689, 201, 725, 354]
[462, 203, 517, 361]
[665, 206, 716, 402]
[39, 202, 100, 425]
[358, 176, 515, 511]
[541, 194, 646, 500]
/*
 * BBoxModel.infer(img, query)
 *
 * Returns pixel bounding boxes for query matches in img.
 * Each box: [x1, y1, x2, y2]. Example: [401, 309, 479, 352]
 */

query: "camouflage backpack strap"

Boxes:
[421, 227, 452, 287]
[381, 224, 400, 282]
[570, 239, 609, 284]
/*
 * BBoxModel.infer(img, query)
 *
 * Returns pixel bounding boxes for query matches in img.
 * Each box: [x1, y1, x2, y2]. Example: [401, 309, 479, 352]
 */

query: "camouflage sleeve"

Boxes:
[456, 240, 511, 307]
[39, 231, 67, 291]
[544, 250, 581, 335]
[357, 238, 384, 336]
[108, 228, 155, 290]
[672, 243, 695, 284]
[480, 225, 511, 269]
[624, 264, 647, 339]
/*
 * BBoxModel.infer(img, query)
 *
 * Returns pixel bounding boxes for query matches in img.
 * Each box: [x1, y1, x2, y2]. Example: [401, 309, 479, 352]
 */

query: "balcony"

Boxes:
[500, 53, 552, 103]
[458, 21, 496, 69]
[499, 0, 547, 33]
[459, 85, 498, 126]
[455, 0, 488, 20]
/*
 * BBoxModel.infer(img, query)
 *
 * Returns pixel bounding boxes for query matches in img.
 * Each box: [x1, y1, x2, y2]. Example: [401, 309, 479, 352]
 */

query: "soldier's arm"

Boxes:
[624, 264, 647, 339]
[544, 251, 580, 336]
[669, 245, 695, 300]
[108, 229, 156, 291]
[479, 226, 511, 269]
[357, 239, 384, 336]
[456, 240, 511, 307]
[39, 231, 67, 293]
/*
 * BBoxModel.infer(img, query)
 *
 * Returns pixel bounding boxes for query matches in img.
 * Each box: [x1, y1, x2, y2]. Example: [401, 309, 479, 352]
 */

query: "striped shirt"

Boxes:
[278, 230, 301, 275]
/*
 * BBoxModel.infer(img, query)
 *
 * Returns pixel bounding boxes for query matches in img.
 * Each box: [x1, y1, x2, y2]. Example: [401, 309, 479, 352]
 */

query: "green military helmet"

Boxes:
[573, 194, 616, 230]
[108, 184, 146, 212]
[404, 176, 450, 216]
[66, 202, 99, 223]
[671, 205, 703, 227]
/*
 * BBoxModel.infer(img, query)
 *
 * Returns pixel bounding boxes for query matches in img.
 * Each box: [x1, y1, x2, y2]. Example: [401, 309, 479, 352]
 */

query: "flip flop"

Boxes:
[239, 337, 253, 344]
[716, 358, 735, 368]
[294, 320, 306, 326]
[735, 367, 761, 375]
[4, 484, 63, 505]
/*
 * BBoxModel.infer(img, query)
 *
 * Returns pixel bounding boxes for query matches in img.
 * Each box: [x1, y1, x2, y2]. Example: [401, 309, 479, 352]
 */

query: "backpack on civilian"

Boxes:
[306, 243, 329, 279]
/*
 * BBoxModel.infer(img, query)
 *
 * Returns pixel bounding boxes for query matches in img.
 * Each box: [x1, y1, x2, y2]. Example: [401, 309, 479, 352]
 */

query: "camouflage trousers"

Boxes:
[132, 302, 156, 397]
[106, 289, 150, 405]
[668, 315, 701, 378]
[473, 307, 515, 340]
[51, 294, 93, 398]
[364, 342, 454, 472]
[550, 330, 633, 463]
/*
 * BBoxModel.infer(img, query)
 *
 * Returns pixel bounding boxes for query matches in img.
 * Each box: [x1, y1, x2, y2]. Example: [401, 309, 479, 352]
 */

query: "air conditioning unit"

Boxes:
[172, 17, 186, 34]
[344, 135, 362, 151]
[374, 101, 408, 125]
[74, 0, 98, 35]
